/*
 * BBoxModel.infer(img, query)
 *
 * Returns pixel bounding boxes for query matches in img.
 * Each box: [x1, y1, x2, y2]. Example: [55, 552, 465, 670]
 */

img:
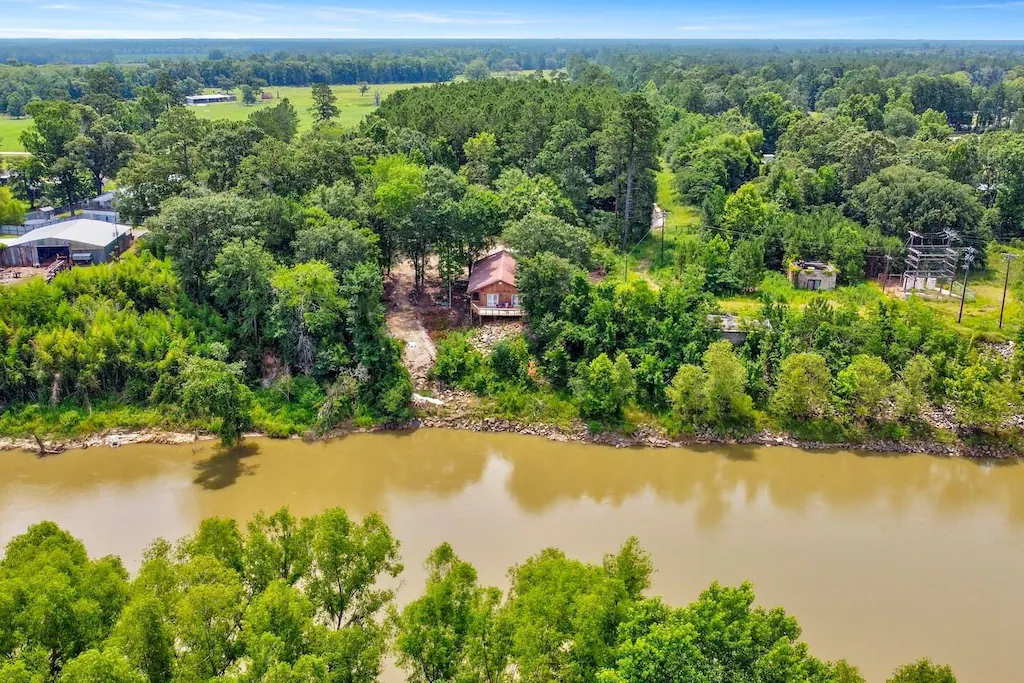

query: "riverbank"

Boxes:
[1, 412, 1018, 459]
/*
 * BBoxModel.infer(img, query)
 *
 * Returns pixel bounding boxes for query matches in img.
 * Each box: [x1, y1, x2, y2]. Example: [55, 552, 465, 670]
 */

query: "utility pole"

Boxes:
[659, 211, 666, 266]
[999, 252, 1019, 329]
[957, 247, 976, 324]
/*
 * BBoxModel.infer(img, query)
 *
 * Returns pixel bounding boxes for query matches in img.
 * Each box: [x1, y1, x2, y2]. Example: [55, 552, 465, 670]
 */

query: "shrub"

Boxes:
[571, 353, 634, 422]
[667, 341, 754, 432]
[895, 354, 935, 421]
[770, 352, 832, 421]
[431, 333, 484, 387]
[634, 354, 668, 410]
[949, 360, 1020, 431]
[489, 336, 532, 385]
[179, 356, 253, 447]
[667, 364, 706, 425]
[836, 354, 893, 421]
[887, 658, 957, 683]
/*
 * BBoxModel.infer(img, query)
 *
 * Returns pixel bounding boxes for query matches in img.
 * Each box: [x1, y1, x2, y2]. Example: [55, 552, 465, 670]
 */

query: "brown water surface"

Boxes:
[1, 430, 1022, 682]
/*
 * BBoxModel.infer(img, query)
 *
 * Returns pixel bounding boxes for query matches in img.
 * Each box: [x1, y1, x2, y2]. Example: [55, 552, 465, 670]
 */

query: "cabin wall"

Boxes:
[471, 281, 520, 307]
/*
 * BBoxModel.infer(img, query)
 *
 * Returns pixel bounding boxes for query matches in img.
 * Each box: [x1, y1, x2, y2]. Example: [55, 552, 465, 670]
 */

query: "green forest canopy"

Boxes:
[0, 508, 960, 683]
[1, 42, 1024, 447]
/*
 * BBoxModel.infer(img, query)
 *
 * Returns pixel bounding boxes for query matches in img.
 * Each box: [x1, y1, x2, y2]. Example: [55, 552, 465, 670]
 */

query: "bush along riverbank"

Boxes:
[416, 326, 1024, 459]
[2, 388, 1021, 459]
[2, 312, 1022, 458]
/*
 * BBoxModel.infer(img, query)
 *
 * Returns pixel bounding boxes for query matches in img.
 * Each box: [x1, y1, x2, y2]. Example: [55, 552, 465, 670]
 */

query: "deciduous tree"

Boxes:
[310, 83, 339, 124]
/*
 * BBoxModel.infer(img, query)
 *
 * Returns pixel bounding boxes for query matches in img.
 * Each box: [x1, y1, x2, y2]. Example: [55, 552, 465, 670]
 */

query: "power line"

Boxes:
[999, 252, 1019, 329]
[700, 225, 906, 255]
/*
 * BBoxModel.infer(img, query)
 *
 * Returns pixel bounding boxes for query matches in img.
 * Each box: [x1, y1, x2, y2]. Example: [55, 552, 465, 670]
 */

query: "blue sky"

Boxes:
[3, 0, 1024, 40]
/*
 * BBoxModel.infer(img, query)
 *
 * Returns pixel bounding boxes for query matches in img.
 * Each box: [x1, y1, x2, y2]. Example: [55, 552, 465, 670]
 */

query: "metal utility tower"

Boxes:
[902, 230, 960, 295]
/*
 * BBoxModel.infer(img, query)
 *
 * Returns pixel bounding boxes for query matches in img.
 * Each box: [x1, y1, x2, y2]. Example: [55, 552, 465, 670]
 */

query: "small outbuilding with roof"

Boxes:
[0, 218, 132, 268]
[467, 248, 522, 319]
[787, 260, 837, 291]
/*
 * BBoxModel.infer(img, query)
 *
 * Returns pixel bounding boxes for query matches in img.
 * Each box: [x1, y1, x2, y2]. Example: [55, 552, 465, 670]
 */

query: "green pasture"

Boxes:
[190, 83, 431, 131]
[0, 83, 431, 152]
[0, 116, 31, 153]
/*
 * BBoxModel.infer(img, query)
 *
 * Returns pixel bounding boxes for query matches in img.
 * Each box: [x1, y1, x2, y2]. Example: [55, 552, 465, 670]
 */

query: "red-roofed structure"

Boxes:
[468, 248, 522, 319]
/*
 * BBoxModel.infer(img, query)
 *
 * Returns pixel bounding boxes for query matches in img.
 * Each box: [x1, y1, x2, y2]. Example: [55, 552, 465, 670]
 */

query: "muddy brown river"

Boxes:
[1, 430, 1022, 682]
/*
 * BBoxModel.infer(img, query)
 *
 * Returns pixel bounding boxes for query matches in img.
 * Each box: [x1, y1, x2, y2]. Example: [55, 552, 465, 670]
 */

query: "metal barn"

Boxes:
[0, 219, 132, 267]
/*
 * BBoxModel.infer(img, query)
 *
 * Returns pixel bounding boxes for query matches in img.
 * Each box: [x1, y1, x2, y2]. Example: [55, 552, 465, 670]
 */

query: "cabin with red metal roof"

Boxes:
[467, 248, 522, 319]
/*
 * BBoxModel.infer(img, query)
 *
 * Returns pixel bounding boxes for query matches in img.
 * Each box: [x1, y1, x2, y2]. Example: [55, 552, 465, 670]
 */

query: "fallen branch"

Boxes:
[32, 433, 65, 457]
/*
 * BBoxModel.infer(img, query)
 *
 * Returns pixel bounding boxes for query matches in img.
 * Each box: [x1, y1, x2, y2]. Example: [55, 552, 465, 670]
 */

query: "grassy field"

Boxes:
[717, 245, 1024, 341]
[0, 83, 432, 152]
[0, 116, 30, 153]
[190, 83, 431, 132]
[913, 245, 1024, 339]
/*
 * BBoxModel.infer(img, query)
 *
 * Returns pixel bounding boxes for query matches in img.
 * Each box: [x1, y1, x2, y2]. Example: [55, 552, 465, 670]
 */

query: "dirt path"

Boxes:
[384, 260, 436, 387]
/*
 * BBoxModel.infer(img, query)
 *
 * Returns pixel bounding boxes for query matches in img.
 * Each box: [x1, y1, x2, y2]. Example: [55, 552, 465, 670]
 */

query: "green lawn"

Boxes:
[0, 116, 31, 153]
[913, 244, 1024, 340]
[190, 83, 431, 132]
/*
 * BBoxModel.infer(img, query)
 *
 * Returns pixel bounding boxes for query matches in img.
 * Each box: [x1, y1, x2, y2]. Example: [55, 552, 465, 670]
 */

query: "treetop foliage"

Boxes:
[0, 511, 958, 683]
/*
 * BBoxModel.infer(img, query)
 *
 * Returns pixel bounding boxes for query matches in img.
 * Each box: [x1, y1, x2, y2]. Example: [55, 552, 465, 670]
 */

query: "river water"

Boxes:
[1, 430, 1022, 682]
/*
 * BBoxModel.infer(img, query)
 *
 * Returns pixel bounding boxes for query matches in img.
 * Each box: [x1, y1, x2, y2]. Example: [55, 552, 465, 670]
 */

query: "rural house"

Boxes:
[468, 248, 522, 320]
[787, 260, 837, 291]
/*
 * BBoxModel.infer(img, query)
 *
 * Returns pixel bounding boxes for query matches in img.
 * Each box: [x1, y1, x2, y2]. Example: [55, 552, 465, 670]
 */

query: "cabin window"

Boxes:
[471, 292, 479, 301]
[807, 279, 821, 290]
[487, 293, 499, 307]
[511, 294, 522, 307]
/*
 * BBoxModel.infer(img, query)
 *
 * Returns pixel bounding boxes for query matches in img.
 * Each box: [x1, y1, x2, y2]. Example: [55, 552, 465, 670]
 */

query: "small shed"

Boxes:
[787, 260, 837, 291]
[468, 248, 522, 319]
[707, 314, 772, 345]
[84, 191, 117, 210]
[25, 207, 56, 222]
[0, 218, 132, 267]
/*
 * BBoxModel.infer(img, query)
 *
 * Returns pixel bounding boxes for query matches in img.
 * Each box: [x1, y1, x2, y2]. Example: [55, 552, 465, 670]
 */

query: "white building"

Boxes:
[0, 219, 132, 267]
[185, 93, 237, 105]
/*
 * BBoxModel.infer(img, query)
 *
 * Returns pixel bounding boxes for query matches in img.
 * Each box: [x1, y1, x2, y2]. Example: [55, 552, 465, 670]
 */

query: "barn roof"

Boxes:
[5, 219, 130, 249]
[468, 248, 517, 293]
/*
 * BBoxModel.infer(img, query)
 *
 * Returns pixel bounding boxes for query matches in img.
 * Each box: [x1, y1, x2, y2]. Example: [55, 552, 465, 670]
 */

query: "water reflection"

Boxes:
[1, 431, 1022, 529]
[1, 430, 1023, 683]
[498, 439, 1023, 525]
[193, 442, 262, 490]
